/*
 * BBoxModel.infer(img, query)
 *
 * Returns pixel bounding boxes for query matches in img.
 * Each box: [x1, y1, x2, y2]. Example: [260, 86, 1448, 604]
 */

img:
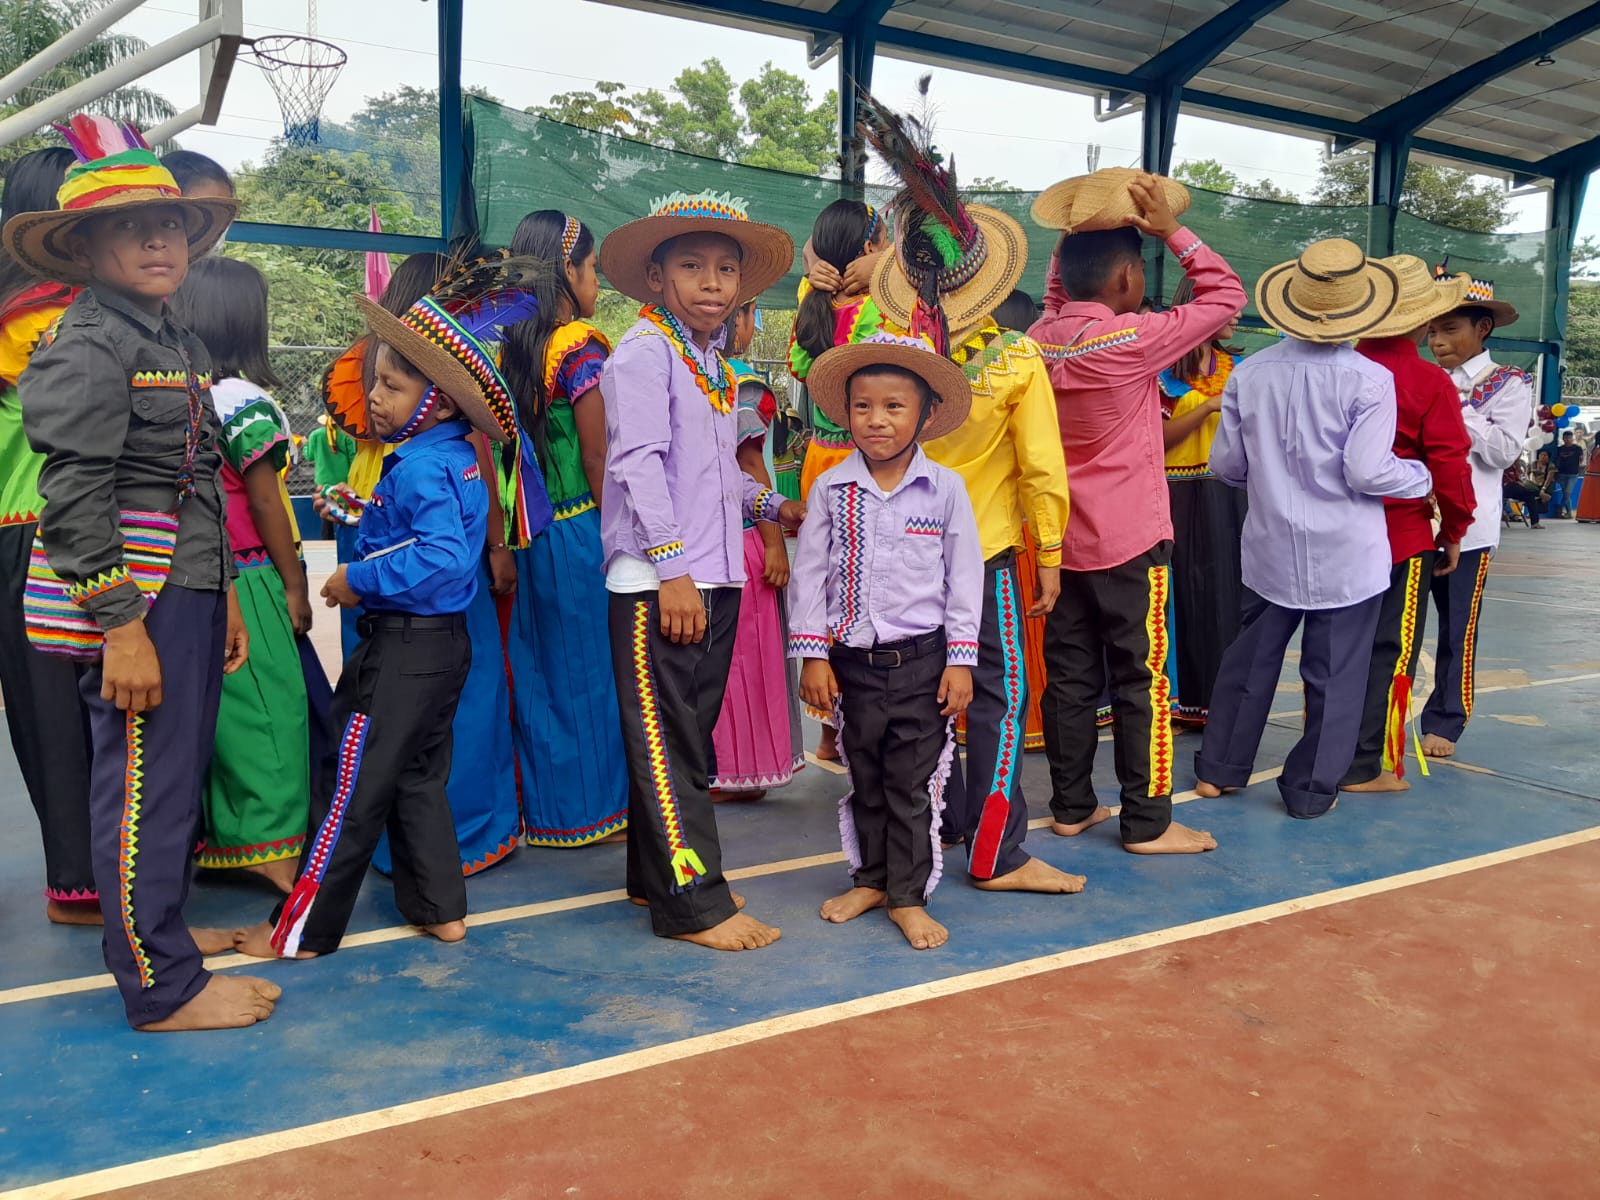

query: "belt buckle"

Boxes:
[872, 646, 904, 669]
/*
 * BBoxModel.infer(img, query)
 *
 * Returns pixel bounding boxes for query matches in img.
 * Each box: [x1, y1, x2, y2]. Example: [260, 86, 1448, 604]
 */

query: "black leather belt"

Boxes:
[357, 612, 463, 636]
[832, 629, 946, 669]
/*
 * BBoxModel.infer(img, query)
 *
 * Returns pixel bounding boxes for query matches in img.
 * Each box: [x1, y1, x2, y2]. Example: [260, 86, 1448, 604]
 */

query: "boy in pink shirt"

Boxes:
[1029, 170, 1243, 856]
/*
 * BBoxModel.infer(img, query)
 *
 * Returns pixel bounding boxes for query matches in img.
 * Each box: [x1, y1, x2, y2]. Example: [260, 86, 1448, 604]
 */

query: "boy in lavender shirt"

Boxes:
[1195, 240, 1434, 819]
[596, 194, 802, 952]
[790, 334, 985, 951]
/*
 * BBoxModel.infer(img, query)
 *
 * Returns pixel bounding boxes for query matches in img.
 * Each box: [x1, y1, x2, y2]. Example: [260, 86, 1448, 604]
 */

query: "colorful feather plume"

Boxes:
[426, 247, 549, 344]
[52, 114, 150, 164]
[856, 76, 976, 261]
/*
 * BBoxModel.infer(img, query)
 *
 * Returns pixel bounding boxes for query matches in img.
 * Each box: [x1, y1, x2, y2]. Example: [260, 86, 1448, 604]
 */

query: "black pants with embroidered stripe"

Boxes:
[610, 588, 741, 938]
[1421, 546, 1491, 745]
[833, 633, 949, 909]
[1344, 552, 1434, 786]
[1042, 541, 1175, 845]
[270, 613, 469, 956]
[81, 585, 224, 1026]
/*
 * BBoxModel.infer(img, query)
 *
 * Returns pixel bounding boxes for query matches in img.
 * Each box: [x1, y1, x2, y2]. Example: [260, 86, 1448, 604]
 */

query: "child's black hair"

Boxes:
[1054, 226, 1143, 301]
[374, 338, 427, 382]
[500, 210, 596, 449]
[794, 199, 876, 361]
[723, 299, 757, 352]
[846, 363, 934, 407]
[650, 230, 744, 266]
[361, 251, 446, 392]
[169, 256, 283, 390]
[1454, 305, 1497, 336]
[0, 147, 75, 313]
[991, 288, 1037, 333]
[160, 150, 234, 196]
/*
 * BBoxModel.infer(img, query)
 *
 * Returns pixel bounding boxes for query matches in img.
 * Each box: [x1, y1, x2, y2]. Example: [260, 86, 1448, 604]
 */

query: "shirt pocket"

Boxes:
[900, 514, 945, 574]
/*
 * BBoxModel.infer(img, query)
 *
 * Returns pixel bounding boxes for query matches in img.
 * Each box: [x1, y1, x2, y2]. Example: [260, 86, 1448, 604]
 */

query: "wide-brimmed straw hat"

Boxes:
[868, 204, 1028, 343]
[1433, 257, 1519, 328]
[1031, 167, 1191, 235]
[1361, 255, 1471, 339]
[806, 332, 972, 444]
[2, 116, 236, 285]
[1255, 239, 1400, 344]
[599, 192, 794, 306]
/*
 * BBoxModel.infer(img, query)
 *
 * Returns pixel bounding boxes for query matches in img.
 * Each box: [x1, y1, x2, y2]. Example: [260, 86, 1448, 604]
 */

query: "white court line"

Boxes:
[0, 772, 1279, 1009]
[1477, 671, 1600, 695]
[12, 823, 1598, 1200]
[1481, 595, 1600, 614]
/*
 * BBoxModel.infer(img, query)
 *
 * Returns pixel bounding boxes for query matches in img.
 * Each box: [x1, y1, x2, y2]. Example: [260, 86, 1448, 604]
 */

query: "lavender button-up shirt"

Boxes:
[788, 448, 984, 667]
[1210, 337, 1433, 611]
[600, 317, 779, 585]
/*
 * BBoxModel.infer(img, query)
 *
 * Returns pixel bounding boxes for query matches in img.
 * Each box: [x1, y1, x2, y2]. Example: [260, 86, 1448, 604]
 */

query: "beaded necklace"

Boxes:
[640, 303, 732, 414]
[1187, 348, 1234, 399]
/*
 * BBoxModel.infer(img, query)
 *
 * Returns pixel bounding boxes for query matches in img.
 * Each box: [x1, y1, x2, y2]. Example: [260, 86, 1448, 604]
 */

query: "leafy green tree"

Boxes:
[1314, 151, 1510, 232]
[534, 81, 641, 136]
[739, 64, 835, 173]
[969, 174, 1016, 192]
[1173, 158, 1298, 202]
[1561, 283, 1600, 378]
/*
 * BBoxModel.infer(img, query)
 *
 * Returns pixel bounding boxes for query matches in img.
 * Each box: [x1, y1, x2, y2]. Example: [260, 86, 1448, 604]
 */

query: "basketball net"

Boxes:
[249, 35, 346, 148]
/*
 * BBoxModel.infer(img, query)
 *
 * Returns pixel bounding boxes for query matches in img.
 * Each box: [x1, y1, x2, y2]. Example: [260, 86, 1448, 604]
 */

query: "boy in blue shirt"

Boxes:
[235, 256, 545, 959]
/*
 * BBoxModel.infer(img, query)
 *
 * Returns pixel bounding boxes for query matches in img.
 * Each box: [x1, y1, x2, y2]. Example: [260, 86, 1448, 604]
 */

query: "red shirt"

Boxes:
[1356, 336, 1476, 563]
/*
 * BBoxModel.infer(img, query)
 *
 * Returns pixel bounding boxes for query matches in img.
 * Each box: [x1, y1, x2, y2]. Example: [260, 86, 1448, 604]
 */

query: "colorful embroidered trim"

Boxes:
[1144, 565, 1174, 797]
[969, 566, 1023, 880]
[194, 834, 305, 870]
[810, 426, 854, 450]
[631, 601, 706, 891]
[44, 885, 99, 903]
[543, 321, 611, 397]
[790, 632, 829, 658]
[233, 546, 272, 570]
[905, 515, 944, 536]
[559, 214, 582, 262]
[947, 639, 979, 667]
[1381, 555, 1427, 777]
[831, 482, 866, 644]
[66, 565, 132, 605]
[751, 487, 781, 523]
[1165, 463, 1213, 480]
[399, 296, 517, 438]
[1041, 328, 1140, 361]
[119, 711, 154, 989]
[384, 383, 441, 443]
[645, 540, 684, 565]
[638, 304, 733, 415]
[552, 492, 598, 522]
[647, 190, 752, 222]
[710, 757, 806, 792]
[463, 834, 519, 877]
[1466, 364, 1531, 412]
[1459, 551, 1490, 721]
[131, 369, 212, 389]
[26, 511, 178, 658]
[1174, 238, 1203, 261]
[524, 807, 629, 848]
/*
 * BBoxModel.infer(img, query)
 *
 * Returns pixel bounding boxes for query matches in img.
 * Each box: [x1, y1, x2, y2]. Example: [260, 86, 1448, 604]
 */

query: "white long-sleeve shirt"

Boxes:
[1448, 351, 1534, 554]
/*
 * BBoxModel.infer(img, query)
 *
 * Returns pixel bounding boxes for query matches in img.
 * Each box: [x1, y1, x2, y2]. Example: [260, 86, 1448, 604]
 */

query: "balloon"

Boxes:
[1551, 403, 1568, 417]
[1541, 418, 1557, 433]
[1539, 405, 1554, 419]
[1568, 406, 1582, 418]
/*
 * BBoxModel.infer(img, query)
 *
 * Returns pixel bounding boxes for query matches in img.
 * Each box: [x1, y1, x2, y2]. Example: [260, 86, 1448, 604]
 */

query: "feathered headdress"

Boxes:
[52, 113, 151, 162]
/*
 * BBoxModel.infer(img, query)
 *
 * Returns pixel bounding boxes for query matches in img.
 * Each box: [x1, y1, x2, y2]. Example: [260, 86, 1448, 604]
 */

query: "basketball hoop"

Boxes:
[247, 35, 347, 147]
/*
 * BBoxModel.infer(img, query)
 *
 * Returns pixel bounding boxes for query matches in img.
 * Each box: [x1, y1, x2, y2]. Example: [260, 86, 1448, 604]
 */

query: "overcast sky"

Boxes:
[107, 0, 1578, 239]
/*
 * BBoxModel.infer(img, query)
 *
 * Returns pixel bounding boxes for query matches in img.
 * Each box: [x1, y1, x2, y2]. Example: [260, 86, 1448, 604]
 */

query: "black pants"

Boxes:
[1344, 553, 1433, 786]
[833, 633, 950, 908]
[0, 521, 96, 901]
[610, 588, 741, 937]
[1042, 541, 1174, 844]
[81, 586, 224, 1026]
[1502, 483, 1543, 525]
[271, 613, 470, 956]
[1197, 590, 1381, 818]
[1421, 546, 1491, 744]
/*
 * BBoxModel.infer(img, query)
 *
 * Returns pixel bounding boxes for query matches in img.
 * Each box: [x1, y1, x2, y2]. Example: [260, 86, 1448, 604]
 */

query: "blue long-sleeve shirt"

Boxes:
[345, 420, 486, 615]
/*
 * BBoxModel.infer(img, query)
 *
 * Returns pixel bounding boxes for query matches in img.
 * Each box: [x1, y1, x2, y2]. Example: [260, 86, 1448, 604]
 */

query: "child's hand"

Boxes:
[1204, 392, 1224, 415]
[840, 252, 883, 298]
[101, 619, 163, 712]
[488, 545, 517, 596]
[762, 534, 790, 589]
[807, 257, 844, 296]
[658, 575, 706, 644]
[1434, 540, 1461, 577]
[938, 665, 973, 716]
[799, 658, 840, 710]
[777, 499, 807, 529]
[285, 582, 314, 638]
[321, 565, 361, 609]
[224, 588, 251, 675]
[1126, 172, 1181, 241]
[1027, 565, 1061, 619]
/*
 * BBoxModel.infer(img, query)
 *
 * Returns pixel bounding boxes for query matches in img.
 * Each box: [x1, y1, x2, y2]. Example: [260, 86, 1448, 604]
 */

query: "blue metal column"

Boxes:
[1368, 135, 1410, 257]
[437, 0, 466, 244]
[1544, 168, 1589, 410]
[1140, 84, 1181, 303]
[837, 2, 889, 189]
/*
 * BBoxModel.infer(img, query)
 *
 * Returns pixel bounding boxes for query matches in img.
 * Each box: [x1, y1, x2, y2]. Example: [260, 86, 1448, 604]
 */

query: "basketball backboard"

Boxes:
[146, 0, 245, 144]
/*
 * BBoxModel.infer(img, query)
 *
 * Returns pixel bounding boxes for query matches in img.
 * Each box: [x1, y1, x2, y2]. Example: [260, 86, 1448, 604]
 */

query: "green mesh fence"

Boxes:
[465, 98, 1558, 352]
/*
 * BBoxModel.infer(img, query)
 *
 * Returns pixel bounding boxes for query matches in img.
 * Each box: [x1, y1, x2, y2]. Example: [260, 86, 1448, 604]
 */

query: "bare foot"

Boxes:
[713, 789, 767, 803]
[888, 906, 948, 950]
[941, 839, 964, 850]
[135, 973, 281, 1031]
[974, 857, 1086, 893]
[1051, 806, 1113, 837]
[46, 899, 103, 926]
[190, 927, 235, 956]
[816, 725, 841, 762]
[597, 830, 628, 844]
[1195, 781, 1223, 798]
[232, 919, 318, 960]
[632, 891, 746, 910]
[819, 886, 886, 923]
[1421, 734, 1455, 759]
[423, 919, 466, 943]
[1125, 821, 1218, 855]
[244, 857, 298, 894]
[1341, 770, 1410, 793]
[671, 912, 781, 951]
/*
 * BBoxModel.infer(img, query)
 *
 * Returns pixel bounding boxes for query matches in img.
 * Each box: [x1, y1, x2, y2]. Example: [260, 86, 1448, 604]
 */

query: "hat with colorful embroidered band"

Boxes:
[353, 251, 549, 445]
[1361, 254, 1471, 339]
[1255, 238, 1401, 344]
[2, 115, 237, 286]
[599, 191, 794, 306]
[806, 331, 973, 444]
[1030, 167, 1191, 235]
[1433, 256, 1519, 328]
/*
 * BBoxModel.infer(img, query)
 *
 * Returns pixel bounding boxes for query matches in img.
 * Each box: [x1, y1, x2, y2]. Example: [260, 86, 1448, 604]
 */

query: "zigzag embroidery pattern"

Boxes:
[789, 632, 829, 658]
[646, 540, 684, 565]
[1040, 329, 1139, 362]
[752, 488, 780, 523]
[904, 515, 944, 536]
[1466, 365, 1531, 412]
[631, 602, 706, 890]
[1145, 566, 1174, 797]
[1459, 553, 1491, 720]
[552, 493, 598, 522]
[1382, 556, 1427, 776]
[131, 370, 211, 389]
[831, 482, 866, 643]
[67, 565, 132, 605]
[969, 568, 1024, 879]
[120, 711, 154, 989]
[947, 639, 979, 667]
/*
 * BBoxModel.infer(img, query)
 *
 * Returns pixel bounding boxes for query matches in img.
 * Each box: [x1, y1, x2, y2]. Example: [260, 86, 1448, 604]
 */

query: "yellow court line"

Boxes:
[13, 823, 1599, 1200]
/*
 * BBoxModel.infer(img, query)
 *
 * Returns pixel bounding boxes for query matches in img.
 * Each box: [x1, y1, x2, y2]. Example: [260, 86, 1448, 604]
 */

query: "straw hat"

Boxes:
[1360, 255, 1471, 339]
[1433, 258, 1518, 328]
[2, 116, 236, 285]
[806, 332, 973, 444]
[599, 192, 794, 306]
[1254, 239, 1400, 344]
[868, 204, 1028, 343]
[1031, 167, 1190, 235]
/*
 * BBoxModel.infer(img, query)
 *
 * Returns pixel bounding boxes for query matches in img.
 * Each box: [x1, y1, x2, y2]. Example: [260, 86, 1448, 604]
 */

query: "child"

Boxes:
[160, 150, 235, 208]
[790, 333, 982, 950]
[712, 300, 805, 799]
[1195, 240, 1434, 818]
[1029, 167, 1240, 856]
[597, 191, 802, 952]
[1341, 255, 1477, 794]
[1420, 265, 1536, 759]
[233, 253, 542, 959]
[0, 145, 99, 925]
[170, 257, 313, 888]
[498, 209, 629, 846]
[8, 117, 275, 1029]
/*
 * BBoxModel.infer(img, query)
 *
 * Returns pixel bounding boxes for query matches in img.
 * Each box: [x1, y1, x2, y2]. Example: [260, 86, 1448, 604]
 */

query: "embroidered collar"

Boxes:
[640, 303, 732, 414]
[1184, 348, 1233, 399]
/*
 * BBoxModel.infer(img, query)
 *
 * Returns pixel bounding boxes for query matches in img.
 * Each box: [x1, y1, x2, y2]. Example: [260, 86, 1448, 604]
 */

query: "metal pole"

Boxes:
[0, 0, 150, 106]
[0, 15, 223, 148]
[145, 102, 207, 147]
[437, 0, 466, 244]
[1543, 169, 1589, 411]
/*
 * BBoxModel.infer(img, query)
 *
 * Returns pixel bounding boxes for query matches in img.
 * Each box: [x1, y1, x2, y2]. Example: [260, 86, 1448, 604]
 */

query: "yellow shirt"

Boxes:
[347, 439, 394, 499]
